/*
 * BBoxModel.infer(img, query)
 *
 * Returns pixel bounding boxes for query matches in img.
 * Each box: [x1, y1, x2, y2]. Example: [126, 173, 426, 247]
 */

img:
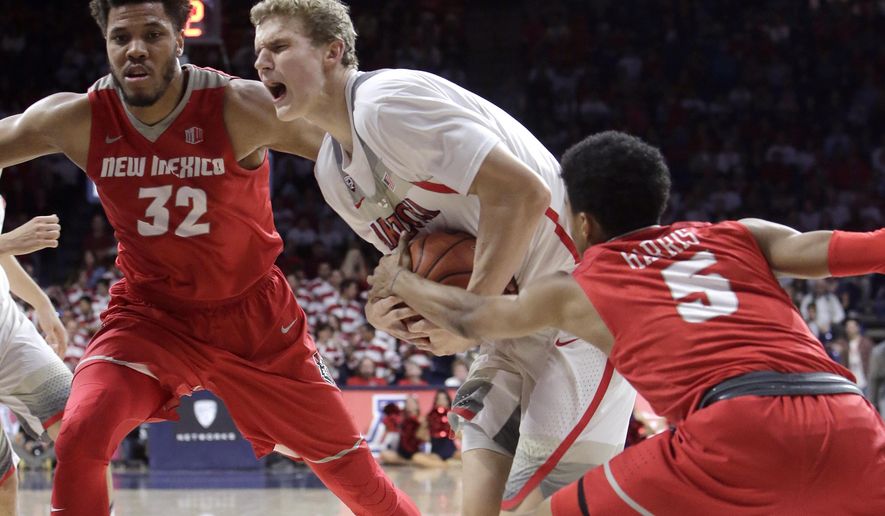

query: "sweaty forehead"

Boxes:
[107, 3, 173, 32]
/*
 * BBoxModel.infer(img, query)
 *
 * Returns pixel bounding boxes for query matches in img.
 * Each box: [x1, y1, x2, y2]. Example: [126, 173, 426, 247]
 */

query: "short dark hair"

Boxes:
[561, 131, 671, 237]
[90, 0, 194, 35]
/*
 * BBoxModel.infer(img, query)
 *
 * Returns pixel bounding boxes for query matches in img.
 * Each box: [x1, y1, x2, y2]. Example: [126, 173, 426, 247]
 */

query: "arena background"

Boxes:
[0, 0, 882, 514]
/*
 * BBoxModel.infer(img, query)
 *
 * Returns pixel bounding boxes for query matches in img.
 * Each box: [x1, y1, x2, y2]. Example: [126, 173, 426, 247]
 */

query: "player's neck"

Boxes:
[126, 67, 187, 126]
[305, 68, 355, 153]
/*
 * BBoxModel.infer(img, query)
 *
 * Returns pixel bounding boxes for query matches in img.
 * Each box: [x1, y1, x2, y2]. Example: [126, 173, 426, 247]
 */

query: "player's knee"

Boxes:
[56, 383, 129, 463]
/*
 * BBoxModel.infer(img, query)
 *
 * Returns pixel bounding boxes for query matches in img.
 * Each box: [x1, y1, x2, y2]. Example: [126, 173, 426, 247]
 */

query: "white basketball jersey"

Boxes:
[315, 69, 579, 286]
[0, 198, 24, 344]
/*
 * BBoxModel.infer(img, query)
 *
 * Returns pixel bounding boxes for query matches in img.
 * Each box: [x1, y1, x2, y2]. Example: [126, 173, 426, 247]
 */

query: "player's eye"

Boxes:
[111, 35, 129, 44]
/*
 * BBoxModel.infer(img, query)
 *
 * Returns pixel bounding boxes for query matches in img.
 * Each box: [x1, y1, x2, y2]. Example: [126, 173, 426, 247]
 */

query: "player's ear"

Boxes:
[175, 31, 185, 57]
[325, 39, 345, 65]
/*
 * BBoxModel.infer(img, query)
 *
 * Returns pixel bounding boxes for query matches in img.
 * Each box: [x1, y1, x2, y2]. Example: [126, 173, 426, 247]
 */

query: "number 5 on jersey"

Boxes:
[138, 186, 210, 237]
[661, 251, 739, 323]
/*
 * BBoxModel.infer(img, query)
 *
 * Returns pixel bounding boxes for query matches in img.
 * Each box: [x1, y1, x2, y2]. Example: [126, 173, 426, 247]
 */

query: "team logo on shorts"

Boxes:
[193, 399, 218, 429]
[343, 174, 356, 192]
[184, 126, 204, 145]
[314, 352, 336, 386]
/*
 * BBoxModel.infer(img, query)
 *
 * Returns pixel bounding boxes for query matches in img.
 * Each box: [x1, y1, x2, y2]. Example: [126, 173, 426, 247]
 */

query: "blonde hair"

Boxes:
[251, 0, 358, 69]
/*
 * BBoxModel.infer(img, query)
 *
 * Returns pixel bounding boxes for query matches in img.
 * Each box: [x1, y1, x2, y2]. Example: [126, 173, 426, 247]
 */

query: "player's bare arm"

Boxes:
[739, 218, 885, 279]
[466, 144, 551, 295]
[224, 78, 324, 168]
[403, 144, 552, 351]
[0, 214, 61, 256]
[0, 93, 91, 170]
[369, 239, 613, 355]
[0, 254, 67, 357]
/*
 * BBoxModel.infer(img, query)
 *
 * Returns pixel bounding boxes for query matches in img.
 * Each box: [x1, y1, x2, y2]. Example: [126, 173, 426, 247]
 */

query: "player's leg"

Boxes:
[501, 334, 635, 514]
[204, 271, 419, 515]
[0, 433, 16, 516]
[461, 446, 512, 516]
[51, 362, 169, 514]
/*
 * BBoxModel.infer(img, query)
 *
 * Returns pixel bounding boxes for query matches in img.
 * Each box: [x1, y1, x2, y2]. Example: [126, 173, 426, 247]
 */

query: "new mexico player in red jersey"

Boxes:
[370, 131, 885, 515]
[0, 1, 418, 515]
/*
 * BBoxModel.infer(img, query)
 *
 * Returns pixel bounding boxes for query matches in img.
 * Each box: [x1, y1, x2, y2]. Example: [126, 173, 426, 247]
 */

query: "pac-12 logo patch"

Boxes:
[343, 174, 356, 192]
[184, 126, 204, 145]
[314, 352, 336, 386]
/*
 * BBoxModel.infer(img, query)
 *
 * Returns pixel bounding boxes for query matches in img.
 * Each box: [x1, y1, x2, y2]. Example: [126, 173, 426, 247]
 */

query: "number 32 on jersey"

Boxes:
[661, 251, 739, 323]
[137, 186, 209, 237]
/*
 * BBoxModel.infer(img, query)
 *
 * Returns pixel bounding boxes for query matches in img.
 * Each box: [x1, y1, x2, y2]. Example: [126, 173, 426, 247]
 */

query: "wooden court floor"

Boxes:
[18, 466, 463, 515]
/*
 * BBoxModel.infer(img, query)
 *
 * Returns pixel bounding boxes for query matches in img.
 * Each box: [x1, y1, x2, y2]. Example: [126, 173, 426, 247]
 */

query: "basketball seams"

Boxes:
[423, 235, 474, 280]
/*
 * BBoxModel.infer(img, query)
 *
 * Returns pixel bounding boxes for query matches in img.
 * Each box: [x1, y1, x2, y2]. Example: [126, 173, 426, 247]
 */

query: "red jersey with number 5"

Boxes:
[84, 65, 282, 303]
[573, 221, 852, 423]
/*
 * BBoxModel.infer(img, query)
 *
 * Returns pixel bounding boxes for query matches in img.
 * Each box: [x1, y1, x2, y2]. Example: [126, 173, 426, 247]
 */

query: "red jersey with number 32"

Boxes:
[573, 221, 852, 423]
[85, 65, 282, 303]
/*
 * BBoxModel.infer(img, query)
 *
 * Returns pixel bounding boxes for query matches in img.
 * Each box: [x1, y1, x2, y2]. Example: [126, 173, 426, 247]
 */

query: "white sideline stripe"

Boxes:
[304, 438, 365, 464]
[604, 462, 654, 516]
[76, 356, 158, 380]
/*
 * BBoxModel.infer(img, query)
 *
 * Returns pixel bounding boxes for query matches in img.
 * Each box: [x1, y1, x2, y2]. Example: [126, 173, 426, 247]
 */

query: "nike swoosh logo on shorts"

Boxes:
[281, 319, 297, 333]
[554, 337, 579, 347]
[105, 135, 123, 144]
[50, 507, 66, 512]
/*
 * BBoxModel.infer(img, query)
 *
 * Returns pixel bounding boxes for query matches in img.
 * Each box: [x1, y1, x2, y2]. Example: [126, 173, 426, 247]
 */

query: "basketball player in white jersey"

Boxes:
[252, 2, 636, 513]
[0, 175, 71, 515]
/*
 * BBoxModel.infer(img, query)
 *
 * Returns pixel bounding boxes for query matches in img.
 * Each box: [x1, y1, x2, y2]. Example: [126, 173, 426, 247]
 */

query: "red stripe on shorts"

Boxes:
[42, 409, 65, 429]
[0, 466, 15, 486]
[545, 208, 580, 263]
[500, 360, 615, 511]
[451, 407, 476, 421]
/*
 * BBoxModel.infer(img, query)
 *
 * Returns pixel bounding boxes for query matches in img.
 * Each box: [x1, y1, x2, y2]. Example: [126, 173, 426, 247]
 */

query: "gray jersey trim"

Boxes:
[88, 63, 229, 143]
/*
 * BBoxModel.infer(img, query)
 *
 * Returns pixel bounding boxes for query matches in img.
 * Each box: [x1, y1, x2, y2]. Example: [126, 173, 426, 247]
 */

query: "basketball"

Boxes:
[408, 232, 476, 289]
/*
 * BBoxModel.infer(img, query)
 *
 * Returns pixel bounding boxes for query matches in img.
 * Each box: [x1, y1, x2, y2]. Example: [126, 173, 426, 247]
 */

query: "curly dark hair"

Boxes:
[561, 131, 671, 238]
[89, 0, 194, 34]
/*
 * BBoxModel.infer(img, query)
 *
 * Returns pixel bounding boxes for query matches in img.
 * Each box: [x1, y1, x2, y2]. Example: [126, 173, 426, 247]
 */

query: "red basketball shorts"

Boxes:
[551, 394, 885, 515]
[76, 266, 359, 461]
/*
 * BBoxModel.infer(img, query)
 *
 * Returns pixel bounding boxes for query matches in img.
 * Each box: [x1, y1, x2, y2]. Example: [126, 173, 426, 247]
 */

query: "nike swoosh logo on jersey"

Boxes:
[105, 135, 123, 144]
[554, 337, 579, 347]
[354, 197, 365, 209]
[281, 319, 297, 333]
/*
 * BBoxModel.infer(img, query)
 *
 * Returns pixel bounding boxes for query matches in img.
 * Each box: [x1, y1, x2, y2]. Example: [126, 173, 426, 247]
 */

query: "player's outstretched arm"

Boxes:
[369, 241, 612, 353]
[0, 214, 67, 356]
[740, 218, 885, 278]
[224, 79, 325, 163]
[0, 93, 90, 170]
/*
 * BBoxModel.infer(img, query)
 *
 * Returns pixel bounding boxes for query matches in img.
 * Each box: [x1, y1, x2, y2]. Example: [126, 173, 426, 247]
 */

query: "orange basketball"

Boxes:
[408, 231, 476, 288]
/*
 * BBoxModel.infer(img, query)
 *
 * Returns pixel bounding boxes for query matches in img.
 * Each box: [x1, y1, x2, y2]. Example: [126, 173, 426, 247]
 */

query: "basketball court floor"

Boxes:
[17, 466, 463, 515]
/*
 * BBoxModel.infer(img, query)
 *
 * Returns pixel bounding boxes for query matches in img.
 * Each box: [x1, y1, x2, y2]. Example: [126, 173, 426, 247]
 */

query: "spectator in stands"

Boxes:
[868, 342, 885, 417]
[326, 279, 366, 338]
[445, 359, 470, 388]
[397, 359, 428, 387]
[832, 319, 874, 394]
[351, 324, 401, 383]
[800, 279, 846, 337]
[346, 357, 387, 387]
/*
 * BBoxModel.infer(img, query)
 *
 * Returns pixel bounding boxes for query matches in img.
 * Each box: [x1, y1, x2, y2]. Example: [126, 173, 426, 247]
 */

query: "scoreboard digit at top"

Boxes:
[184, 0, 222, 44]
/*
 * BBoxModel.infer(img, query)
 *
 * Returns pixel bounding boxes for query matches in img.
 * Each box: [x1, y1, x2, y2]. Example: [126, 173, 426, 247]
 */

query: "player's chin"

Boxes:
[273, 103, 299, 122]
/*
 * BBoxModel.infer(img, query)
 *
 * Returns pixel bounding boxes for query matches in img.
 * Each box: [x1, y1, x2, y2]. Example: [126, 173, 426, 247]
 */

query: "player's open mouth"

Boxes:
[124, 67, 151, 83]
[266, 82, 287, 102]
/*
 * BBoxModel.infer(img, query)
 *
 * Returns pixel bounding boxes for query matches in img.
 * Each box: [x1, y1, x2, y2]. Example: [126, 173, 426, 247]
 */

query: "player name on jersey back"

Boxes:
[99, 155, 225, 179]
[621, 227, 701, 270]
